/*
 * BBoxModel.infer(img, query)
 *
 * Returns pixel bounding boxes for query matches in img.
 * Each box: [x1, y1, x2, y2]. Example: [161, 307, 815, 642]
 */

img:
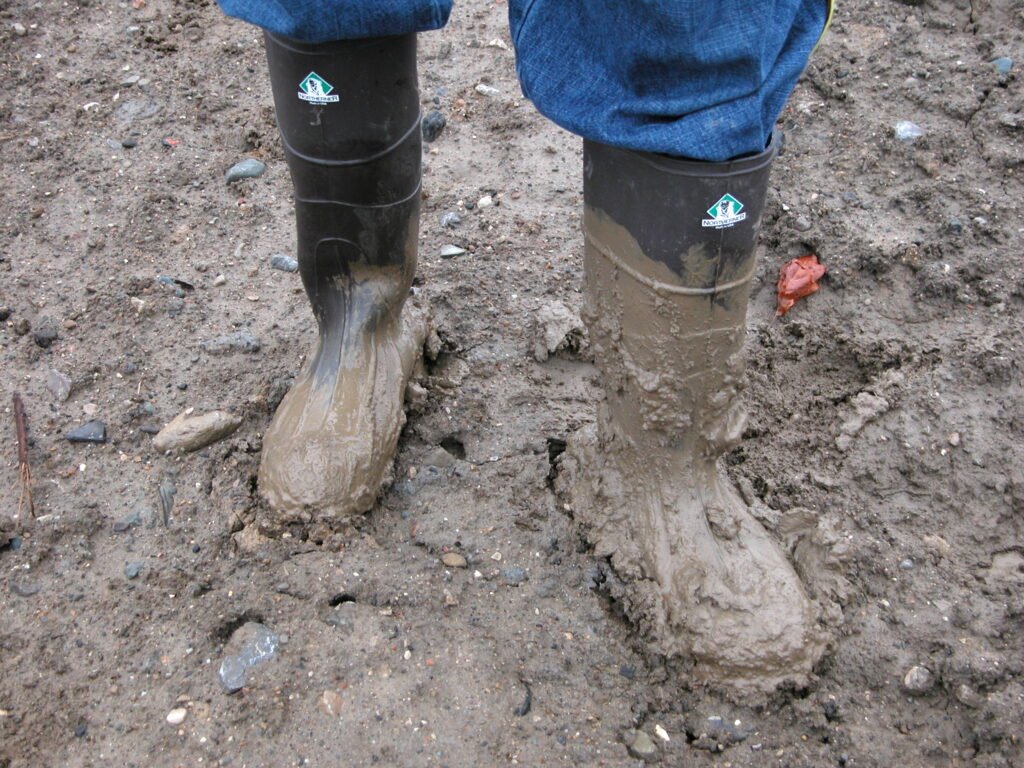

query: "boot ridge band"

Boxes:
[584, 230, 758, 297]
[294, 179, 422, 209]
[278, 113, 423, 168]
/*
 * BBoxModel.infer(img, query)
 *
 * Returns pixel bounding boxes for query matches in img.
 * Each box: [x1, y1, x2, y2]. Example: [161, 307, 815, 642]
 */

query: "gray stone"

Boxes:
[440, 212, 461, 229]
[793, 216, 813, 232]
[67, 421, 107, 444]
[270, 254, 299, 273]
[31, 316, 59, 348]
[894, 120, 925, 142]
[201, 330, 261, 355]
[421, 110, 446, 143]
[423, 446, 457, 469]
[158, 478, 176, 525]
[11, 580, 40, 597]
[902, 665, 935, 695]
[124, 562, 144, 579]
[153, 410, 242, 452]
[439, 244, 466, 259]
[500, 567, 528, 585]
[627, 731, 659, 760]
[899, 558, 915, 570]
[13, 22, 27, 36]
[993, 57, 1013, 75]
[115, 97, 160, 125]
[218, 622, 279, 693]
[225, 158, 267, 183]
[113, 510, 142, 533]
[46, 369, 72, 402]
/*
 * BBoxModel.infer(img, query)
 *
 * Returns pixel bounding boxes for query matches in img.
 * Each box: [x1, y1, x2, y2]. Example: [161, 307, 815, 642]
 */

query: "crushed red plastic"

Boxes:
[776, 255, 826, 316]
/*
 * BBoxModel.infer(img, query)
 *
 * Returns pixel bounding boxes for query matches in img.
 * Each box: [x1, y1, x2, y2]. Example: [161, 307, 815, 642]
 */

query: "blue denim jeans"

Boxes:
[216, 1, 829, 161]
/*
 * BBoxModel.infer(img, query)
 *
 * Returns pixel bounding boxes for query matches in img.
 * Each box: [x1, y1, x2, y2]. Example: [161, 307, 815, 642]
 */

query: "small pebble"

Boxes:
[67, 421, 108, 444]
[212, 273, 227, 286]
[421, 110, 446, 143]
[124, 562, 144, 580]
[477, 194, 493, 209]
[947, 217, 963, 234]
[319, 690, 344, 716]
[270, 254, 299, 273]
[628, 731, 658, 760]
[46, 369, 72, 402]
[441, 552, 468, 568]
[792, 215, 812, 232]
[11, 581, 40, 597]
[31, 316, 59, 348]
[500, 567, 528, 585]
[153, 410, 242, 452]
[113, 510, 143, 532]
[439, 244, 466, 259]
[121, 138, 138, 149]
[992, 57, 1013, 75]
[166, 708, 187, 725]
[899, 558, 914, 570]
[201, 330, 261, 355]
[218, 622, 279, 693]
[74, 723, 87, 738]
[0, 306, 10, 321]
[902, 665, 935, 695]
[225, 158, 267, 183]
[474, 83, 500, 97]
[13, 22, 27, 36]
[440, 212, 461, 228]
[894, 120, 925, 142]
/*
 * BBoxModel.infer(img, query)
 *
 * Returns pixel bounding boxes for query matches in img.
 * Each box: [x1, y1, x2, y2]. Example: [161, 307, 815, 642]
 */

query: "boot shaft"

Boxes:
[582, 137, 779, 456]
[262, 33, 422, 336]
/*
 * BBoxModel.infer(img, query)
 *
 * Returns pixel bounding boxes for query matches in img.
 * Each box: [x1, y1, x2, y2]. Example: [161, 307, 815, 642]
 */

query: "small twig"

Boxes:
[13, 392, 34, 519]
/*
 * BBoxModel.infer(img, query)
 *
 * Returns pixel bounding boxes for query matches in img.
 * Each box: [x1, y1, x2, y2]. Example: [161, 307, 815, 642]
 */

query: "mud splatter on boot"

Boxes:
[257, 33, 427, 525]
[560, 137, 827, 694]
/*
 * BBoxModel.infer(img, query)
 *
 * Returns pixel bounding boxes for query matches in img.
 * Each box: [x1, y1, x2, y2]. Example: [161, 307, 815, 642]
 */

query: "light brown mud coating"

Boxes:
[563, 207, 827, 694]
[258, 229, 427, 526]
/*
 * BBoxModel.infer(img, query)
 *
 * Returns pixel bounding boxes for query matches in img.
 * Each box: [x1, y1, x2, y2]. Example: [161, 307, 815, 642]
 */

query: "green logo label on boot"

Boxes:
[297, 72, 340, 104]
[702, 194, 746, 229]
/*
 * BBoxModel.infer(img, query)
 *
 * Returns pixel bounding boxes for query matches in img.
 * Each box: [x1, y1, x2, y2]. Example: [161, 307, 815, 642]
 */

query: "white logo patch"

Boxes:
[702, 193, 747, 229]
[298, 72, 340, 104]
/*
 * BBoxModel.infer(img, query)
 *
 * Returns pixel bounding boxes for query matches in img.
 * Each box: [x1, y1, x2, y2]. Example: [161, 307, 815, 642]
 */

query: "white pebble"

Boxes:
[166, 707, 187, 725]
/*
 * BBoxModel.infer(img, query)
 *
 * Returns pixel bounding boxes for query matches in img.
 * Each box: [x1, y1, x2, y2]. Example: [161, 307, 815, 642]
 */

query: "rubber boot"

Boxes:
[258, 33, 427, 524]
[561, 135, 826, 693]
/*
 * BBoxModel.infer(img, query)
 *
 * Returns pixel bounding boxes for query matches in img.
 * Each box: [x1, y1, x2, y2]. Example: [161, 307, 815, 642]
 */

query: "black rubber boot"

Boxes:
[560, 135, 826, 694]
[258, 33, 428, 523]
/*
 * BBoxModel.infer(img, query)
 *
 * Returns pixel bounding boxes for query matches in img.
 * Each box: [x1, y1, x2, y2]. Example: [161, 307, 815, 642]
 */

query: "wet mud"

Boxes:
[562, 205, 825, 694]
[1, 0, 1023, 766]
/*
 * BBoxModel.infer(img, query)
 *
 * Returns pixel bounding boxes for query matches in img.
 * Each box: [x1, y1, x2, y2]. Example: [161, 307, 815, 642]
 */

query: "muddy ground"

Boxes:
[1, 0, 1023, 766]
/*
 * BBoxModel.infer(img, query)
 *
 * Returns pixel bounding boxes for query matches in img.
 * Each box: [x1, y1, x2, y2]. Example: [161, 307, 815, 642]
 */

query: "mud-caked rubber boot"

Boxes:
[559, 135, 826, 694]
[259, 32, 428, 526]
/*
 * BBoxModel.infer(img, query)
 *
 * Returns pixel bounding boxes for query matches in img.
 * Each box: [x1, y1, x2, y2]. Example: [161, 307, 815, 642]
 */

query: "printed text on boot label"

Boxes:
[298, 72, 340, 104]
[702, 194, 746, 229]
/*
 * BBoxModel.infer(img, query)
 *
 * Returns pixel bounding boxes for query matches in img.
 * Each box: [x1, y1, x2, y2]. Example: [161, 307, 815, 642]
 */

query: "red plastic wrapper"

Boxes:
[776, 255, 826, 316]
